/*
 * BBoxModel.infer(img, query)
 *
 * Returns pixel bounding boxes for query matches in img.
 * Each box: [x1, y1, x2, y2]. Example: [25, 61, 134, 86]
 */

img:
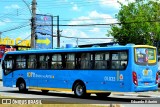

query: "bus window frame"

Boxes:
[51, 53, 63, 70]
[15, 54, 27, 69]
[64, 53, 76, 70]
[73, 50, 128, 71]
[38, 54, 51, 69]
[110, 50, 128, 70]
[94, 52, 110, 70]
[27, 54, 38, 69]
[2, 49, 128, 72]
[79, 52, 93, 70]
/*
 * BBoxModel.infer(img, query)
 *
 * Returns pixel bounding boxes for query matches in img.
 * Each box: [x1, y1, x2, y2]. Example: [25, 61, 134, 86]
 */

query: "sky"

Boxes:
[0, 0, 134, 48]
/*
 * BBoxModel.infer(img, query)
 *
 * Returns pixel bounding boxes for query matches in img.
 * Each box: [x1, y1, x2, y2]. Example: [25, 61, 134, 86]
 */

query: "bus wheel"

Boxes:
[74, 82, 86, 97]
[18, 81, 27, 92]
[41, 90, 49, 93]
[96, 93, 111, 98]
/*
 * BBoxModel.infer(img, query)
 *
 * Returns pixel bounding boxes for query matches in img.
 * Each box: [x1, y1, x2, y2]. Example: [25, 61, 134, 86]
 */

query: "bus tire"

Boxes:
[18, 80, 27, 92]
[74, 82, 86, 97]
[96, 92, 111, 98]
[41, 90, 49, 93]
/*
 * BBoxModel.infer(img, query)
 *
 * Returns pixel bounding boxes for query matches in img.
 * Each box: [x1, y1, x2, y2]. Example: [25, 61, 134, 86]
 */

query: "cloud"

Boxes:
[0, 18, 11, 26]
[69, 10, 118, 25]
[72, 4, 79, 11]
[62, 28, 89, 38]
[99, 0, 120, 8]
[99, 0, 135, 9]
[70, 2, 80, 11]
[54, 28, 90, 46]
[67, 10, 117, 43]
[69, 16, 92, 25]
[3, 18, 11, 23]
[66, 11, 116, 45]
[0, 21, 5, 26]
[89, 28, 100, 33]
[5, 4, 20, 9]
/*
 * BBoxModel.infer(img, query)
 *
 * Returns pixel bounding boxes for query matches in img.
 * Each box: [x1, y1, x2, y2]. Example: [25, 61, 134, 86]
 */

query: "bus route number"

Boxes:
[104, 76, 116, 81]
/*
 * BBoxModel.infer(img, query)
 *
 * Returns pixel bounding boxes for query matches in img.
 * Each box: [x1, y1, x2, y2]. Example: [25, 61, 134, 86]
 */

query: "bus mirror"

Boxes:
[2, 61, 5, 69]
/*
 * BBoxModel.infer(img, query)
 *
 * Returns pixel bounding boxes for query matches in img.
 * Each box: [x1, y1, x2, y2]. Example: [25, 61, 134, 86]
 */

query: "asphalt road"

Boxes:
[0, 84, 134, 104]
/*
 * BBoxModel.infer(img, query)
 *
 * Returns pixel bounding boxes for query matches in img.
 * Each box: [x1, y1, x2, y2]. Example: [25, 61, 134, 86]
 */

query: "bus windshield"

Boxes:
[135, 47, 156, 65]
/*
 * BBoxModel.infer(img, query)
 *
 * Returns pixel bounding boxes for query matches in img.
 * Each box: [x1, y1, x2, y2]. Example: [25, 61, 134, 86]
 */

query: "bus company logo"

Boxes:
[26, 72, 54, 79]
[27, 72, 32, 77]
[142, 69, 152, 76]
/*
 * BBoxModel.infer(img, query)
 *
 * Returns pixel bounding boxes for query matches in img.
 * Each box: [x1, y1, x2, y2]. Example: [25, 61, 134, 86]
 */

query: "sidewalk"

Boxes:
[112, 90, 160, 98]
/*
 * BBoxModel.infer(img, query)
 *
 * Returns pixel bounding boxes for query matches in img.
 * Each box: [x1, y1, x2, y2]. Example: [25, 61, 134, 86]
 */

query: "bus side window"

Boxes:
[16, 55, 26, 69]
[39, 55, 46, 69]
[112, 60, 122, 69]
[51, 54, 62, 69]
[121, 63, 126, 69]
[28, 55, 37, 69]
[66, 54, 75, 69]
[111, 54, 120, 69]
[111, 51, 128, 70]
[3, 55, 14, 75]
[80, 53, 91, 69]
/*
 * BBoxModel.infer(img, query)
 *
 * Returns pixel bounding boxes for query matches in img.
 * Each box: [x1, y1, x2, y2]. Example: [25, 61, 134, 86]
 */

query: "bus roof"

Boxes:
[5, 44, 156, 55]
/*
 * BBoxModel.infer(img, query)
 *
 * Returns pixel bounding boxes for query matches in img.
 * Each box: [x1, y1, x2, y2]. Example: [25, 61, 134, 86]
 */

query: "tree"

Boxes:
[107, 0, 160, 46]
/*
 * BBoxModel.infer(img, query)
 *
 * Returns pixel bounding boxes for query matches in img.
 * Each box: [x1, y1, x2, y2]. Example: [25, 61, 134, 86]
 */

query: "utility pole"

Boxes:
[57, 16, 60, 47]
[31, 0, 36, 49]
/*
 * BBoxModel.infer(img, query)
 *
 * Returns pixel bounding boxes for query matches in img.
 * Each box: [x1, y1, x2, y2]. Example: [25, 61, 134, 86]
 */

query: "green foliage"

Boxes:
[107, 0, 160, 46]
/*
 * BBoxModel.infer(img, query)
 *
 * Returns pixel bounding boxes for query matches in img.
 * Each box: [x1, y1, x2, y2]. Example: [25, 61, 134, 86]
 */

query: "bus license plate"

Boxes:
[144, 83, 149, 85]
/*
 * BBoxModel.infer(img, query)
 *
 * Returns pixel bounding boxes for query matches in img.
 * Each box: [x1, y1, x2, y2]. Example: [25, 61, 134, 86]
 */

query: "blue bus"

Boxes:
[1, 44, 159, 97]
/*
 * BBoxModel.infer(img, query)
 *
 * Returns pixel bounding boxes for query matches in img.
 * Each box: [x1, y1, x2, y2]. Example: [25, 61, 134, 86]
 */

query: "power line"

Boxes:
[35, 19, 160, 27]
[60, 35, 113, 39]
[54, 18, 117, 22]
[1, 24, 30, 33]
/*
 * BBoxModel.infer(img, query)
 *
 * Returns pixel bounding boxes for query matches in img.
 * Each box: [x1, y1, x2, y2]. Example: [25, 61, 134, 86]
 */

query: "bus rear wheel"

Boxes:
[96, 92, 111, 98]
[18, 81, 27, 92]
[74, 82, 86, 97]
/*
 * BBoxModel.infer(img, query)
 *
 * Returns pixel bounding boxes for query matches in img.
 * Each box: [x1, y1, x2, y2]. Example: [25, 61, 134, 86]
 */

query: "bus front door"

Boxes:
[2, 57, 14, 87]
